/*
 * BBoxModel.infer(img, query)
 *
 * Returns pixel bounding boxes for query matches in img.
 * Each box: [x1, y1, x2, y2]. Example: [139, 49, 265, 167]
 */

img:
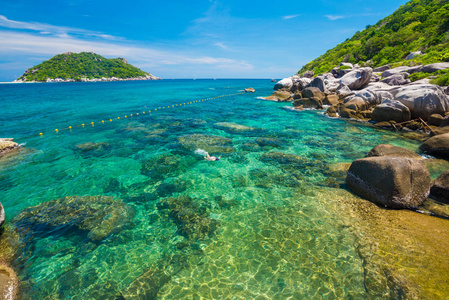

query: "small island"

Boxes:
[14, 52, 161, 83]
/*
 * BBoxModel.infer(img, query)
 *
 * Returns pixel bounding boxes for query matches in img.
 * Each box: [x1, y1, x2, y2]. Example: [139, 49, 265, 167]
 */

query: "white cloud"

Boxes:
[325, 15, 345, 21]
[214, 42, 228, 50]
[0, 15, 122, 41]
[0, 30, 253, 71]
[282, 14, 300, 20]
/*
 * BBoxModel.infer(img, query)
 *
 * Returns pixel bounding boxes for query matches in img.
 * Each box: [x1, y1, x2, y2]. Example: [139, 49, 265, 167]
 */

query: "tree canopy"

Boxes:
[18, 52, 151, 82]
[298, 0, 449, 75]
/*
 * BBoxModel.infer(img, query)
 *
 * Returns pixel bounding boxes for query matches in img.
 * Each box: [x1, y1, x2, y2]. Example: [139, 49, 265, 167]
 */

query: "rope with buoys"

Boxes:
[37, 93, 244, 137]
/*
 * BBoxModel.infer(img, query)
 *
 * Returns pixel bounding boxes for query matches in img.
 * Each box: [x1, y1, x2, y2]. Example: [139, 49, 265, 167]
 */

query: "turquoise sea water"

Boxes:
[0, 80, 423, 299]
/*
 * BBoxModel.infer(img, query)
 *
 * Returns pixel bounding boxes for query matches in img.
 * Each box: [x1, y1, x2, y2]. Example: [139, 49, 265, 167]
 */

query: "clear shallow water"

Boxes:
[0, 80, 422, 299]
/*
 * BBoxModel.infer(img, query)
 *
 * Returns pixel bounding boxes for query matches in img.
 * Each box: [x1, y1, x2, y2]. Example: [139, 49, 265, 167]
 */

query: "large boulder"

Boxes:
[301, 87, 325, 101]
[381, 74, 409, 86]
[0, 264, 18, 300]
[430, 170, 449, 203]
[291, 77, 311, 93]
[382, 65, 423, 77]
[370, 74, 381, 82]
[342, 97, 368, 112]
[375, 91, 395, 103]
[373, 65, 390, 73]
[393, 84, 449, 119]
[263, 90, 292, 101]
[0, 203, 4, 228]
[366, 144, 422, 159]
[371, 99, 411, 123]
[339, 67, 373, 90]
[428, 114, 444, 126]
[293, 97, 323, 109]
[422, 62, 449, 73]
[335, 83, 354, 99]
[419, 132, 449, 159]
[302, 70, 314, 78]
[439, 115, 449, 127]
[346, 157, 430, 208]
[308, 76, 326, 92]
[353, 89, 379, 106]
[406, 51, 422, 60]
[323, 93, 339, 106]
[274, 78, 293, 91]
[0, 138, 19, 156]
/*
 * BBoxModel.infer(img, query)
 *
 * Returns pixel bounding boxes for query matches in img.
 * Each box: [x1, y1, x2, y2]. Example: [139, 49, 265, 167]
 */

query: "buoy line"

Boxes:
[37, 93, 244, 137]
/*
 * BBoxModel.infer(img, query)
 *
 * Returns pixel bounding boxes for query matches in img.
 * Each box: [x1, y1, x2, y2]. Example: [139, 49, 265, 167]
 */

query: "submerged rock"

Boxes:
[12, 195, 135, 241]
[178, 134, 234, 153]
[120, 268, 171, 300]
[256, 137, 285, 148]
[75, 142, 109, 151]
[430, 170, 449, 204]
[365, 144, 422, 160]
[157, 196, 219, 240]
[346, 157, 430, 209]
[260, 152, 317, 173]
[214, 122, 261, 133]
[141, 153, 196, 181]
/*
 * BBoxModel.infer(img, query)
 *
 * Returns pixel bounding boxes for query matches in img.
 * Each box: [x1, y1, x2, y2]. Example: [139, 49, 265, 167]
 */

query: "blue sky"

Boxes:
[0, 0, 409, 80]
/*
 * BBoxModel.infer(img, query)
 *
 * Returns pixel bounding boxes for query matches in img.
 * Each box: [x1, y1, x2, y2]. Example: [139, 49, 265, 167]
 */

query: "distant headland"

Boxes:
[14, 52, 161, 83]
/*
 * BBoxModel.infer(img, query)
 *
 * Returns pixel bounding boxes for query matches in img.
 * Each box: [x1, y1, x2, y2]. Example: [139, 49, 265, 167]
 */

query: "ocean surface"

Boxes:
[0, 79, 424, 299]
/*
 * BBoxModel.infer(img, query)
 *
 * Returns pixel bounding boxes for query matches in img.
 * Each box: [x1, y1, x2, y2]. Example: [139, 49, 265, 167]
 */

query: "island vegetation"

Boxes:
[16, 52, 159, 82]
[298, 0, 449, 85]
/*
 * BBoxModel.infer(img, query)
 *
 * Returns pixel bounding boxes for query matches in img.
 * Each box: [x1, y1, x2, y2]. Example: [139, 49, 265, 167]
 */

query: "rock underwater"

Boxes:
[12, 195, 135, 241]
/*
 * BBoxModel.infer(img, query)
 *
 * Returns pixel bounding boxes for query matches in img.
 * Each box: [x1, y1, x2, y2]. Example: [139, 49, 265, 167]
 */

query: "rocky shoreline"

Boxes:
[266, 62, 449, 132]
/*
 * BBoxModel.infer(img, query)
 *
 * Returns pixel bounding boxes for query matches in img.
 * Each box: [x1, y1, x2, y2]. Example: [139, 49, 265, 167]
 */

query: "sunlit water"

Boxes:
[0, 80, 422, 299]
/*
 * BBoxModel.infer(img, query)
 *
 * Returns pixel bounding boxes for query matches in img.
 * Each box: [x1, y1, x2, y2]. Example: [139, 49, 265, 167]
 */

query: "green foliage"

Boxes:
[298, 0, 449, 76]
[18, 52, 151, 82]
[409, 69, 449, 85]
[408, 71, 429, 81]
[338, 65, 351, 70]
[431, 69, 449, 85]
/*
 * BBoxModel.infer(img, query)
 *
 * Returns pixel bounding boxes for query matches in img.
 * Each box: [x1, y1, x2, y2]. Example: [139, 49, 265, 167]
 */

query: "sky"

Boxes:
[0, 0, 409, 81]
